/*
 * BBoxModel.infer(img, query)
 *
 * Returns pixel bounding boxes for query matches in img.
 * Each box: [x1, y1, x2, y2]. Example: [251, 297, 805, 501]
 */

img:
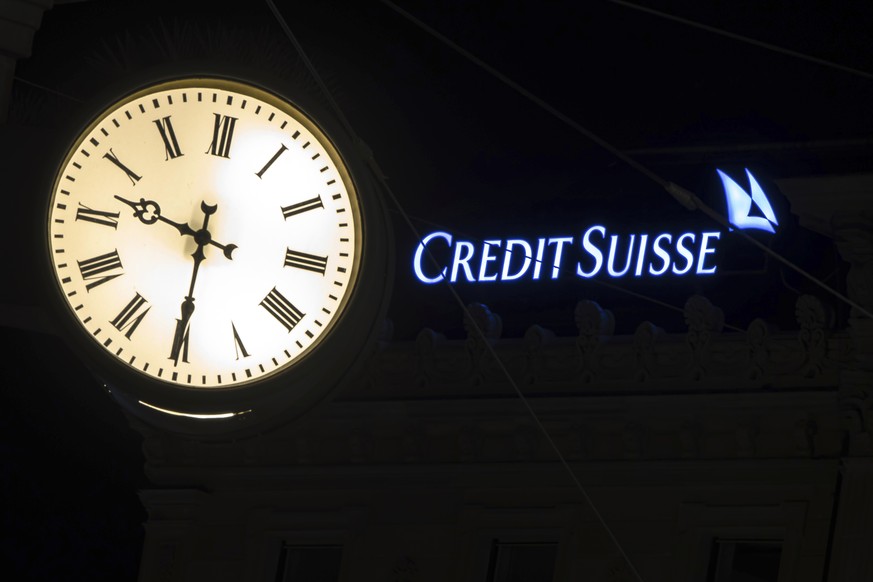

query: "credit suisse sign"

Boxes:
[413, 169, 778, 284]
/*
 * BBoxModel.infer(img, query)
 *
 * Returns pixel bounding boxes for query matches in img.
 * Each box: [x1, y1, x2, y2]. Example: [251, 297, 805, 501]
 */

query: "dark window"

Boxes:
[707, 539, 782, 582]
[275, 544, 343, 582]
[487, 540, 558, 582]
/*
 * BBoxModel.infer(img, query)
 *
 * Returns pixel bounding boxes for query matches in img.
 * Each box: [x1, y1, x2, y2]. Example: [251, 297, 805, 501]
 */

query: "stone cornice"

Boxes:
[353, 295, 847, 400]
[132, 293, 869, 478]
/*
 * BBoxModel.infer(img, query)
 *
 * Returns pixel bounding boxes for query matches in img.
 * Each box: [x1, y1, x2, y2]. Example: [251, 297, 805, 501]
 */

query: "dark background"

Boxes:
[3, 0, 873, 579]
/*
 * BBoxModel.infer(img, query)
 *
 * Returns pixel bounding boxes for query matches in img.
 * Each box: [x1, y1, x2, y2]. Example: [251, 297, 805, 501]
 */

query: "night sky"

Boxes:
[4, 0, 873, 579]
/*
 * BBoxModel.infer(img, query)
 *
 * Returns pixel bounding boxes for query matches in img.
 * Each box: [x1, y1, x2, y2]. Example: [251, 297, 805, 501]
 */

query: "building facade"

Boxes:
[133, 172, 873, 581]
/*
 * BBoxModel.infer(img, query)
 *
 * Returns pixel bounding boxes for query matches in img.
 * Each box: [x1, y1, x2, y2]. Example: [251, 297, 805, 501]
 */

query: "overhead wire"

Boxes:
[263, 1, 648, 581]
[605, 0, 873, 82]
[376, 0, 873, 322]
[12, 76, 85, 103]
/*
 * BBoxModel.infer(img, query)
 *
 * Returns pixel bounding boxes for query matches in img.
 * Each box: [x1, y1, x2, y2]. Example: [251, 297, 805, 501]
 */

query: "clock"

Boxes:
[43, 75, 390, 431]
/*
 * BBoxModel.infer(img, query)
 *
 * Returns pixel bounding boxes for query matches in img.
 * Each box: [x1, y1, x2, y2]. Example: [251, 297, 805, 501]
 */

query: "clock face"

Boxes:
[47, 78, 362, 390]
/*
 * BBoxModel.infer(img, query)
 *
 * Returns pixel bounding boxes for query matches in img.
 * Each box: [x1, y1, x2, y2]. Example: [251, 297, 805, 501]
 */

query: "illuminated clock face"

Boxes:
[47, 78, 361, 389]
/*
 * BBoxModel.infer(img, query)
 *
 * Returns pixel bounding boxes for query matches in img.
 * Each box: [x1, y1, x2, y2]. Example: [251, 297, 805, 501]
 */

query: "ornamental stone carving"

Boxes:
[575, 300, 614, 382]
[633, 321, 663, 382]
[415, 328, 447, 385]
[747, 318, 774, 380]
[464, 303, 503, 384]
[796, 294, 833, 378]
[834, 221, 873, 316]
[524, 324, 556, 384]
[684, 295, 724, 380]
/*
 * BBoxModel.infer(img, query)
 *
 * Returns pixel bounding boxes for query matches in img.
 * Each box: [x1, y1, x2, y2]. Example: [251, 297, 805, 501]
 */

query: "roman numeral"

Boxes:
[281, 195, 323, 219]
[75, 203, 119, 229]
[255, 144, 287, 178]
[77, 250, 123, 291]
[169, 318, 191, 365]
[206, 113, 237, 158]
[231, 322, 250, 359]
[284, 248, 328, 275]
[260, 287, 304, 332]
[103, 149, 141, 185]
[153, 115, 183, 160]
[110, 293, 151, 339]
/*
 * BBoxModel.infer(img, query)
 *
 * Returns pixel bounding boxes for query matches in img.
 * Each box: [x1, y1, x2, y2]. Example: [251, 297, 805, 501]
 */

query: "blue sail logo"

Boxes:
[717, 169, 779, 233]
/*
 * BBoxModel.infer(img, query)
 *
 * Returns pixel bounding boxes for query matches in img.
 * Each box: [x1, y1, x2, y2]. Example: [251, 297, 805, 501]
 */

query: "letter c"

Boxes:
[413, 231, 451, 284]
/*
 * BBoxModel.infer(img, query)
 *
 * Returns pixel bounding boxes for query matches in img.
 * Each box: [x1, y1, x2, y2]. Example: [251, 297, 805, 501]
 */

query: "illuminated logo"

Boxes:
[717, 169, 779, 233]
[412, 169, 779, 285]
[413, 227, 722, 284]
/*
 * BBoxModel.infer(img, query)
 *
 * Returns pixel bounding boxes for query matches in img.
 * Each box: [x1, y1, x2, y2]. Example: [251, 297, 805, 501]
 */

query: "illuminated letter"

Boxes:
[502, 239, 533, 281]
[548, 237, 573, 279]
[577, 225, 605, 278]
[696, 231, 720, 275]
[478, 240, 502, 282]
[532, 238, 547, 279]
[413, 231, 451, 284]
[607, 234, 635, 277]
[648, 233, 672, 276]
[634, 233, 649, 277]
[450, 241, 476, 282]
[672, 233, 695, 275]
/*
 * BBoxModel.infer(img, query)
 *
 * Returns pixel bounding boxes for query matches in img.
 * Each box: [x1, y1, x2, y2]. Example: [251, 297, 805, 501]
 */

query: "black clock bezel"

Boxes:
[39, 65, 393, 437]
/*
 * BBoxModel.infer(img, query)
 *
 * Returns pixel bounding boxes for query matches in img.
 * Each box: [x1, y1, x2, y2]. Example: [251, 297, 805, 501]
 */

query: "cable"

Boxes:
[605, 0, 873, 82]
[264, 2, 647, 581]
[13, 76, 85, 103]
[378, 0, 670, 192]
[377, 0, 873, 322]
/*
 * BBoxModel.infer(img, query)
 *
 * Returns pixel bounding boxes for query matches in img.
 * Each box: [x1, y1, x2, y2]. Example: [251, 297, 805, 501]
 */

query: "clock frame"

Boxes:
[41, 72, 392, 434]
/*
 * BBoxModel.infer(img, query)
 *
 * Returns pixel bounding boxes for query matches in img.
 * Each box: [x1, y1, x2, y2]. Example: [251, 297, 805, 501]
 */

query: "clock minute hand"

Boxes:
[169, 242, 204, 367]
[169, 296, 194, 366]
[169, 201, 220, 367]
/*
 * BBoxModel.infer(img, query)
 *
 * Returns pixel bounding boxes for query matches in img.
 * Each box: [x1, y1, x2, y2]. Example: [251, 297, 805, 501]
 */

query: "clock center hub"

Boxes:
[194, 228, 212, 246]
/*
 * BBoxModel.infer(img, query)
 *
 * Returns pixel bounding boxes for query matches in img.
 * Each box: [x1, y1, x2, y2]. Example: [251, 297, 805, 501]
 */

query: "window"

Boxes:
[274, 544, 343, 582]
[486, 540, 558, 582]
[707, 539, 782, 582]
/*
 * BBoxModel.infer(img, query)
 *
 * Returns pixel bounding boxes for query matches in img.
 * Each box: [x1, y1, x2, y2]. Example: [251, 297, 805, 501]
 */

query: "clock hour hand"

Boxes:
[114, 195, 195, 235]
[115, 196, 237, 259]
